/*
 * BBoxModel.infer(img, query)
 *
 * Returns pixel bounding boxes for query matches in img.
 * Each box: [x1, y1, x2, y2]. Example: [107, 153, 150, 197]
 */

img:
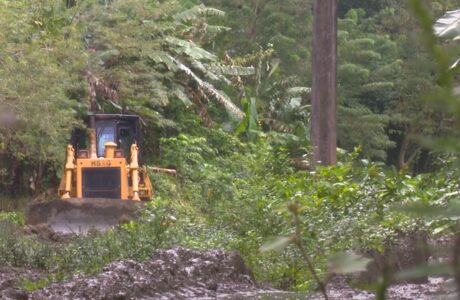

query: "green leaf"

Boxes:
[328, 252, 372, 274]
[235, 97, 259, 140]
[259, 235, 295, 253]
[396, 199, 460, 220]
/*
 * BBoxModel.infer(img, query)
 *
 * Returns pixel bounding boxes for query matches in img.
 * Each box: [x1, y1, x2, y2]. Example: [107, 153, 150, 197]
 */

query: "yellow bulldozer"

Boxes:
[26, 114, 153, 233]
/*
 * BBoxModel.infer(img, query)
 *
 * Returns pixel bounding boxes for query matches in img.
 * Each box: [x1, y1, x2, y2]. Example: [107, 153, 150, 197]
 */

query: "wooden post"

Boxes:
[311, 0, 337, 166]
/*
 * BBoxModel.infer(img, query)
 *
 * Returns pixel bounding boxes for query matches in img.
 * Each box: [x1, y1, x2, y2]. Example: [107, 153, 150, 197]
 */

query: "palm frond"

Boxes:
[188, 87, 213, 128]
[201, 82, 244, 120]
[434, 9, 460, 40]
[454, 85, 460, 96]
[148, 51, 178, 71]
[173, 56, 244, 119]
[173, 4, 225, 23]
[166, 36, 217, 61]
[286, 87, 311, 96]
[174, 88, 193, 107]
[206, 25, 232, 34]
[210, 65, 255, 76]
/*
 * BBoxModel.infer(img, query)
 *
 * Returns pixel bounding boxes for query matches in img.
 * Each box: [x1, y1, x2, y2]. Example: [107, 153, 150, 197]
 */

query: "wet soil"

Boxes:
[29, 247, 256, 299]
[0, 267, 42, 300]
[0, 245, 456, 299]
[23, 224, 70, 242]
[317, 277, 456, 299]
[26, 199, 142, 234]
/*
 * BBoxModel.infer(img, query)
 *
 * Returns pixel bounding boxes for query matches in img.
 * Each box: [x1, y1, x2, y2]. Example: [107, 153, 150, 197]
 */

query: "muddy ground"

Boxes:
[0, 266, 41, 300]
[2, 247, 258, 300]
[320, 277, 456, 300]
[0, 246, 457, 299]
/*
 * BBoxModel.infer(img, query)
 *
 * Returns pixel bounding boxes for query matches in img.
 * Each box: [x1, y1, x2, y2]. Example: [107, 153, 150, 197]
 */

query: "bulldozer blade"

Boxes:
[26, 198, 143, 234]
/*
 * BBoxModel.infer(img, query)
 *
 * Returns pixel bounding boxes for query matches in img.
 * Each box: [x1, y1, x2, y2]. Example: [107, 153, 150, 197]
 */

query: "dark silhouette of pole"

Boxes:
[311, 0, 337, 166]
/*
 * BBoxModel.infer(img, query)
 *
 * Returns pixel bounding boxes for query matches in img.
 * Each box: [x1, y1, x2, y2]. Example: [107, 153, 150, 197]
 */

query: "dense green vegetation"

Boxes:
[0, 0, 458, 193]
[2, 135, 459, 290]
[1, 0, 460, 297]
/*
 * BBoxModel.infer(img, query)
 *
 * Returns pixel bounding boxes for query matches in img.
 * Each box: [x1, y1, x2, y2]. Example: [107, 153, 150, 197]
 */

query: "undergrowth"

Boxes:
[0, 129, 458, 291]
[0, 211, 25, 225]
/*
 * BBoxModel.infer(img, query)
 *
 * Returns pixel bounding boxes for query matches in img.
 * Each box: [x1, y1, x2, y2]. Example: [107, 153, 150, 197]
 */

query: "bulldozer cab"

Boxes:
[72, 114, 142, 162]
[94, 114, 140, 159]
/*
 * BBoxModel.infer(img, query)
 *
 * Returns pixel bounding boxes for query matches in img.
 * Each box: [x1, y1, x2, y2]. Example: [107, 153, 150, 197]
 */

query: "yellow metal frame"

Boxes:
[76, 158, 129, 199]
[137, 167, 153, 199]
[58, 143, 153, 201]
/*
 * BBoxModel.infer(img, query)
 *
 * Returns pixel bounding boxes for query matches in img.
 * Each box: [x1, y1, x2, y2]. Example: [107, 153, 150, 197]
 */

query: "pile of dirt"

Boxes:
[23, 224, 69, 242]
[30, 247, 256, 299]
[1, 218, 70, 243]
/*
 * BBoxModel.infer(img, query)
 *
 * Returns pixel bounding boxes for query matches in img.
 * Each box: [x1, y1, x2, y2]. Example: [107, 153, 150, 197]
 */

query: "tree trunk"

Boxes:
[311, 0, 337, 166]
[397, 123, 422, 170]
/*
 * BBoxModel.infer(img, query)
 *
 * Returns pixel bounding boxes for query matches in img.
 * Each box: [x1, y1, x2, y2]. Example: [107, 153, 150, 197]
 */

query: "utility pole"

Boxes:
[311, 0, 337, 166]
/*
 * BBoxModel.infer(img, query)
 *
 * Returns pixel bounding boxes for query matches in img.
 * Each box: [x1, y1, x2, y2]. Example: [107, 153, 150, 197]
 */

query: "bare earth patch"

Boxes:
[0, 246, 457, 299]
[29, 247, 256, 299]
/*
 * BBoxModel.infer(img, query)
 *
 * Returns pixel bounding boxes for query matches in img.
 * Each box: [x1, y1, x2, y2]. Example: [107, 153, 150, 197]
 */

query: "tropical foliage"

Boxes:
[1, 0, 460, 297]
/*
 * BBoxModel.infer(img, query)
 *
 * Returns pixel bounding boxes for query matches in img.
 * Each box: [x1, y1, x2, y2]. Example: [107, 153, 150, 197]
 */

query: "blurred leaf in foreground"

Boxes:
[395, 263, 453, 281]
[396, 199, 460, 220]
[259, 235, 295, 253]
[328, 252, 373, 274]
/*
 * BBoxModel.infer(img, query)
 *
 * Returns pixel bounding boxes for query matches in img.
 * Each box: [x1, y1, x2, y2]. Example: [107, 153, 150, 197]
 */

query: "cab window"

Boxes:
[96, 125, 115, 157]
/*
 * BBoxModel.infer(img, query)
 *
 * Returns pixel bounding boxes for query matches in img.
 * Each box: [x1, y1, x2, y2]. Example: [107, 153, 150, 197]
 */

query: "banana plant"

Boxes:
[81, 2, 254, 127]
[434, 9, 460, 40]
[434, 9, 460, 94]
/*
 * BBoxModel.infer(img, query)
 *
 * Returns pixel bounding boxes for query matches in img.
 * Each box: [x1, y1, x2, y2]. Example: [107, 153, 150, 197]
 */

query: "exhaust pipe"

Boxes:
[89, 115, 97, 159]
